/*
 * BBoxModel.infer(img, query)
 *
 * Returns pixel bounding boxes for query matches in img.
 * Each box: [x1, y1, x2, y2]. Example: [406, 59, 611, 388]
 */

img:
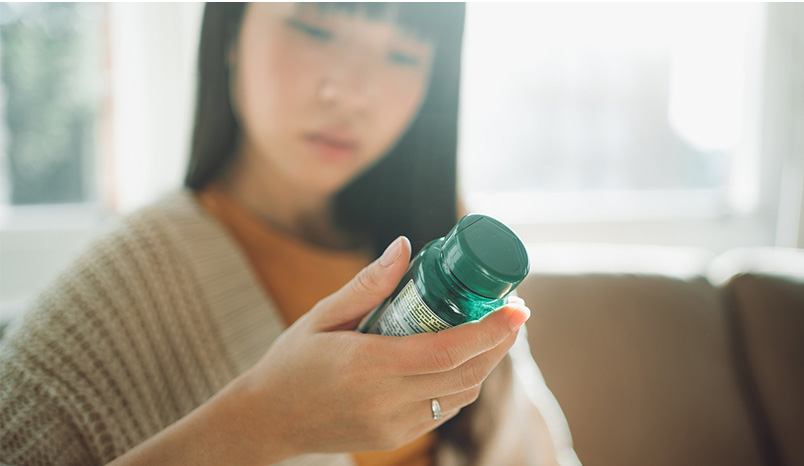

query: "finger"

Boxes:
[425, 388, 480, 420]
[309, 236, 412, 331]
[405, 330, 518, 398]
[394, 391, 475, 443]
[507, 295, 525, 306]
[361, 384, 481, 451]
[389, 302, 530, 375]
[383, 408, 460, 453]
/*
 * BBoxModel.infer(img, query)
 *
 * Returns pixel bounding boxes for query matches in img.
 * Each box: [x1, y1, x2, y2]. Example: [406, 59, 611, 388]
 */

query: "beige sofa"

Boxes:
[518, 245, 804, 466]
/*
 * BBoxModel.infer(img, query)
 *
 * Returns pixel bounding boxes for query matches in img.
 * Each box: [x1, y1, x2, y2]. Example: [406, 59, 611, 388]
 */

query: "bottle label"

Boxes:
[366, 280, 453, 336]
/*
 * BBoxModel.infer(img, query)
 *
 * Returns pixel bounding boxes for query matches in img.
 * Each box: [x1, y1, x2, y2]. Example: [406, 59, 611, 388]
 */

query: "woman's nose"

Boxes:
[317, 55, 375, 112]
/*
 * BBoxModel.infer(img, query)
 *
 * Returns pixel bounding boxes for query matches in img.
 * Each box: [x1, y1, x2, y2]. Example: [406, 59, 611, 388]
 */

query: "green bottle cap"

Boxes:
[441, 214, 530, 299]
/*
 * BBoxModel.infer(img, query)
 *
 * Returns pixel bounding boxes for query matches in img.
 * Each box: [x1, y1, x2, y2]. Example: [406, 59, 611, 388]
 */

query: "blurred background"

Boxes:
[0, 3, 802, 321]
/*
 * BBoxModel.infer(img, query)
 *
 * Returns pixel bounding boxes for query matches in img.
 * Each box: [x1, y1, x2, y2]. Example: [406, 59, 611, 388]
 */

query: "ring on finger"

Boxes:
[431, 398, 442, 421]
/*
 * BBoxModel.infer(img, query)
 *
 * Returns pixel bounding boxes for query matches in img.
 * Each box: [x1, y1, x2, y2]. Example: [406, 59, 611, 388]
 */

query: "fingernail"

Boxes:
[380, 237, 402, 267]
[508, 305, 531, 332]
[507, 295, 525, 305]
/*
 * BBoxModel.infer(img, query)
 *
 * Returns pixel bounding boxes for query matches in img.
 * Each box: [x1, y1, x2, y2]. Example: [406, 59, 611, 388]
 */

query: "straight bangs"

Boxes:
[306, 2, 459, 46]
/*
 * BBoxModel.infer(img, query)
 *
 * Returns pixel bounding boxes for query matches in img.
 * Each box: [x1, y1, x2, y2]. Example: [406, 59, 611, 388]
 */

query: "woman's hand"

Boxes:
[109, 236, 530, 466]
[236, 235, 531, 459]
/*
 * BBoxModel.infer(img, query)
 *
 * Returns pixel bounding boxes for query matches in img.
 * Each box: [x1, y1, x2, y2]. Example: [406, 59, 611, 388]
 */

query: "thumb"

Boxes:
[310, 236, 412, 331]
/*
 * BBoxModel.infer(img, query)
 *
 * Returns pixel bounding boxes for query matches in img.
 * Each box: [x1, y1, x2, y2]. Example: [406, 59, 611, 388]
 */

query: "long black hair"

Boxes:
[184, 3, 466, 257]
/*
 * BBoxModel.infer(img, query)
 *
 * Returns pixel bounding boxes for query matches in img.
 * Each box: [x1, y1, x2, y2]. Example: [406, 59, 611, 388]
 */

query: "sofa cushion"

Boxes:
[520, 272, 763, 466]
[713, 248, 804, 466]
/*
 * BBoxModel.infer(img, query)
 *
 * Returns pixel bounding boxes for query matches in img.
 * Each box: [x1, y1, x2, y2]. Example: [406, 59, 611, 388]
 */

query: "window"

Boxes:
[0, 3, 110, 321]
[0, 3, 202, 322]
[459, 3, 766, 225]
[0, 2, 108, 209]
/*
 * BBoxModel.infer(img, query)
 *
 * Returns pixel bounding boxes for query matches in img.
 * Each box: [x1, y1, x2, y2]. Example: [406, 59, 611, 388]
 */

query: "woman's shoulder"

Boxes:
[0, 190, 255, 463]
[3, 190, 227, 342]
[112, 189, 214, 243]
[0, 187, 248, 389]
[73, 189, 223, 273]
[4, 188, 282, 370]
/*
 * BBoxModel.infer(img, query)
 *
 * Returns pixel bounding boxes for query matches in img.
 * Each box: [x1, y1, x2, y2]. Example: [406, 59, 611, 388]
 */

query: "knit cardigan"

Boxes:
[0, 191, 578, 466]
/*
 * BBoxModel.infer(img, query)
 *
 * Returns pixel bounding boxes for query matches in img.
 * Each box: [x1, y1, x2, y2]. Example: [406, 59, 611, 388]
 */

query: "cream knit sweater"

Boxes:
[0, 191, 578, 466]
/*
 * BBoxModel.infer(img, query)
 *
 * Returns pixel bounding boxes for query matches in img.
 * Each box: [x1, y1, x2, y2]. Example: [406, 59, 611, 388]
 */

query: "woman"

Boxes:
[0, 3, 577, 465]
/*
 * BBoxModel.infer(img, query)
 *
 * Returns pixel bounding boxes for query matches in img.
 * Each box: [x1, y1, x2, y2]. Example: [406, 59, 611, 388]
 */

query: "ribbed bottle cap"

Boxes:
[441, 214, 530, 299]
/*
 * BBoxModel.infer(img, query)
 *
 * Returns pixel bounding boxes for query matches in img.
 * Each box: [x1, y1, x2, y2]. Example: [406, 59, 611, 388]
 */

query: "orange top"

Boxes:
[197, 186, 437, 466]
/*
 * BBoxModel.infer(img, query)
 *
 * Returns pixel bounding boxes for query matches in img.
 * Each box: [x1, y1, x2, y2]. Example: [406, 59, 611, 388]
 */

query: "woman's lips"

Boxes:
[305, 133, 358, 163]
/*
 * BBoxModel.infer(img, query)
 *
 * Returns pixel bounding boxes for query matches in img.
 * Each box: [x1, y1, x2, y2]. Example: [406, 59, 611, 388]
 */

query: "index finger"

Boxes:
[388, 302, 530, 375]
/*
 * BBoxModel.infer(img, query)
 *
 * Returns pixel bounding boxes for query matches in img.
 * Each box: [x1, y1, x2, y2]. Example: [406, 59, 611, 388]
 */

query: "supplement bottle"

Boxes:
[358, 214, 529, 336]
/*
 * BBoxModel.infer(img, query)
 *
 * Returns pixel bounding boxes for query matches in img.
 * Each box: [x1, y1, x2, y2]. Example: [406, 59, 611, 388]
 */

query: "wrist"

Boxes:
[106, 372, 295, 466]
[224, 370, 298, 465]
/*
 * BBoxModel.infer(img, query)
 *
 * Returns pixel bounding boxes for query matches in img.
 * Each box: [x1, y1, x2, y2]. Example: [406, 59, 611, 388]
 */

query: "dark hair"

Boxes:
[185, 3, 466, 257]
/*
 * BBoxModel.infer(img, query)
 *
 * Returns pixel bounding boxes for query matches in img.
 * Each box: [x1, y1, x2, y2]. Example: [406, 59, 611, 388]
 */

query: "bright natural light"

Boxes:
[459, 3, 765, 222]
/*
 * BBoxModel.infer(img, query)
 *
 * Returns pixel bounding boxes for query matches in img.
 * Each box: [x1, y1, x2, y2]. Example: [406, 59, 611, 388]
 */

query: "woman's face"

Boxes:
[231, 3, 434, 197]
